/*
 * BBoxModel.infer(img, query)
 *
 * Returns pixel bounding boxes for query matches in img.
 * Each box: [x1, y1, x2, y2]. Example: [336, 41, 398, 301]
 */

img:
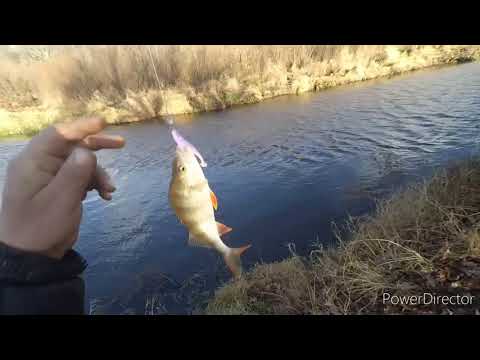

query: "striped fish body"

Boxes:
[168, 146, 250, 277]
[169, 148, 225, 251]
[169, 176, 223, 250]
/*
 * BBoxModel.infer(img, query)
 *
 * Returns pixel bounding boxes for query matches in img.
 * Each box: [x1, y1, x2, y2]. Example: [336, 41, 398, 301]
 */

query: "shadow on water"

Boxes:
[2, 63, 480, 314]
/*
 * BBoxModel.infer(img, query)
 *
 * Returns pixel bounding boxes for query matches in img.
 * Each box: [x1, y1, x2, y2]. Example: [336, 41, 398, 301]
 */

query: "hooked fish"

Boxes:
[168, 129, 250, 278]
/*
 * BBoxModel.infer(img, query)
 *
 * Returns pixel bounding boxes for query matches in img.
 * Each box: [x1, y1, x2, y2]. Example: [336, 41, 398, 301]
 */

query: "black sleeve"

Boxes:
[0, 242, 87, 315]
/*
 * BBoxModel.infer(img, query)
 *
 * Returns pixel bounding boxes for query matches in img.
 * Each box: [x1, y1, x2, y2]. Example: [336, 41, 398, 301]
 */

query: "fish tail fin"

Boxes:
[223, 244, 251, 278]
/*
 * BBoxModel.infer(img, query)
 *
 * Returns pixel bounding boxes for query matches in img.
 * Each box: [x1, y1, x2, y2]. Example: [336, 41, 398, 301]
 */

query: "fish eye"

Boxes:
[179, 166, 186, 172]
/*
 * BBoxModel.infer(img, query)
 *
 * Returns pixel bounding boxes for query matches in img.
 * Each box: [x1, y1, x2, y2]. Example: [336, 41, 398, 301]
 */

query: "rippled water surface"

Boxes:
[1, 63, 480, 314]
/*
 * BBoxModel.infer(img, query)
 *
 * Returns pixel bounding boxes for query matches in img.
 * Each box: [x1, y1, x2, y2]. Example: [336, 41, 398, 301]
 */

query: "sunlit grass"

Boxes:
[0, 108, 62, 137]
[207, 159, 480, 315]
[1, 45, 479, 137]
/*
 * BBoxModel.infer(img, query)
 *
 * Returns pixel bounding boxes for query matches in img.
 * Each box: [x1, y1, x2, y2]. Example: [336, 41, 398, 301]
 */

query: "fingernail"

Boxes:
[106, 182, 116, 192]
[100, 191, 112, 201]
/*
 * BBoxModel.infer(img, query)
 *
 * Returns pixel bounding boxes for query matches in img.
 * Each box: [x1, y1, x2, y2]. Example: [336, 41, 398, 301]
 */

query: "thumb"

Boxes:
[42, 147, 97, 211]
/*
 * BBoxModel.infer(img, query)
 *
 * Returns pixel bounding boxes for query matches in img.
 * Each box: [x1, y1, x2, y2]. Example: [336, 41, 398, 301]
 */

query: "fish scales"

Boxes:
[168, 129, 251, 277]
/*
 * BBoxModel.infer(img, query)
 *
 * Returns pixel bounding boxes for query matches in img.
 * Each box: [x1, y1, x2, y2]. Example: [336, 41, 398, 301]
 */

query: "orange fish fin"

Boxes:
[210, 190, 218, 211]
[216, 221, 232, 237]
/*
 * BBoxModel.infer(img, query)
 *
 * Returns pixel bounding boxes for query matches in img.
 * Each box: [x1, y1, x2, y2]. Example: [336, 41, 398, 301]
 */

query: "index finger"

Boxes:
[30, 117, 108, 158]
[56, 117, 107, 141]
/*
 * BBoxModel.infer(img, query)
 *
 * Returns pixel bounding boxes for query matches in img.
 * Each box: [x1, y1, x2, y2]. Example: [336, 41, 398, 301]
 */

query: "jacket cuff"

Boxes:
[0, 242, 87, 285]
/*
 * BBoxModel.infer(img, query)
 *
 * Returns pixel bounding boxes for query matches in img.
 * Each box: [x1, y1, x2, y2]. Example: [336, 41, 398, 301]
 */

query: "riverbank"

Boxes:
[1, 45, 479, 137]
[206, 159, 480, 315]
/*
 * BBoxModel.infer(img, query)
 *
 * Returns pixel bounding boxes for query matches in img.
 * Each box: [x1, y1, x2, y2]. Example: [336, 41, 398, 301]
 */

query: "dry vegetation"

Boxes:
[1, 45, 479, 137]
[206, 159, 480, 314]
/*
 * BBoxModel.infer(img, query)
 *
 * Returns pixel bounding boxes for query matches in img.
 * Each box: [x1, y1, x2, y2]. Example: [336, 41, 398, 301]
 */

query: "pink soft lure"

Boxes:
[171, 128, 207, 167]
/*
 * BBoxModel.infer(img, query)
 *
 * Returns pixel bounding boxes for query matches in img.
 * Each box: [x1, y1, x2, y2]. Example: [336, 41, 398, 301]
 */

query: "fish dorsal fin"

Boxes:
[210, 190, 218, 211]
[216, 221, 232, 237]
[188, 233, 212, 248]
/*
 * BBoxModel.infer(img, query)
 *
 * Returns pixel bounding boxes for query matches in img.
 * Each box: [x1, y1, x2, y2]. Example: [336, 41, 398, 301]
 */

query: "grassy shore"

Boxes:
[1, 45, 479, 137]
[206, 159, 480, 315]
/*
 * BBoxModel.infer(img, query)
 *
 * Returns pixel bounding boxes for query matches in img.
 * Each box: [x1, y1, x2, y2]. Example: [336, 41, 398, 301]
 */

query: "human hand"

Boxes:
[0, 117, 125, 259]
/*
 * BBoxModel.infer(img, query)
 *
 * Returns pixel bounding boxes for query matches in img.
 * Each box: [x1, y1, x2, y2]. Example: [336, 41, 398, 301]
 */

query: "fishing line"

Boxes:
[149, 46, 207, 167]
[147, 45, 175, 130]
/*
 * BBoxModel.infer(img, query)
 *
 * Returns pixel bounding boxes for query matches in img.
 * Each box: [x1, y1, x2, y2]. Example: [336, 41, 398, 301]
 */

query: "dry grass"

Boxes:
[0, 45, 376, 106]
[207, 159, 480, 315]
[1, 45, 480, 137]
